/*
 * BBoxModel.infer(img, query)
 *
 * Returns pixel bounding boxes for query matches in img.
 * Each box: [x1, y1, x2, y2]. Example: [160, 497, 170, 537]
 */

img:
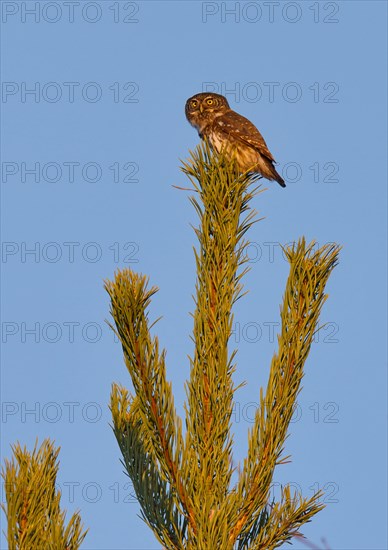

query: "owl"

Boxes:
[185, 92, 285, 187]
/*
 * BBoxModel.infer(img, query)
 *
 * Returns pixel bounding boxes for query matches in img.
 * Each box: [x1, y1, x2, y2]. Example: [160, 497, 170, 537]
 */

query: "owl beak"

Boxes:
[199, 104, 203, 113]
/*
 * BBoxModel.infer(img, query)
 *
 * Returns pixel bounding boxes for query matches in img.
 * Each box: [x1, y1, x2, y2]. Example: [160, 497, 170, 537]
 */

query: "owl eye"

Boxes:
[206, 98, 214, 105]
[191, 100, 198, 107]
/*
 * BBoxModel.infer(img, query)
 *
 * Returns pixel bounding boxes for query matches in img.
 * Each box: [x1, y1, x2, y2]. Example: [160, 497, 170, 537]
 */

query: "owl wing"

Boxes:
[214, 110, 276, 162]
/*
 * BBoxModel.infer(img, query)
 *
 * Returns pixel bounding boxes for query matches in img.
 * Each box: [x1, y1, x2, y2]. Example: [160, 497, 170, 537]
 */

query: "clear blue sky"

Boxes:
[1, 2, 387, 549]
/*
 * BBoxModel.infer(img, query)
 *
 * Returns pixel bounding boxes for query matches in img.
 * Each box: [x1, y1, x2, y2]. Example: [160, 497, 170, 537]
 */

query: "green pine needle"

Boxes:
[1, 439, 88, 550]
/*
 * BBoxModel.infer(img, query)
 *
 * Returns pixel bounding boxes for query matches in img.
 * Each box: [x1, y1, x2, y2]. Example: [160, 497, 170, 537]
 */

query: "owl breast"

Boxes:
[207, 128, 225, 152]
[208, 125, 260, 172]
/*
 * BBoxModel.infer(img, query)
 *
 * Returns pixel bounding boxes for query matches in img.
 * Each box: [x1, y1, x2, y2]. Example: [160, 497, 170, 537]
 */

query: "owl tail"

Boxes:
[274, 171, 286, 188]
[268, 162, 286, 188]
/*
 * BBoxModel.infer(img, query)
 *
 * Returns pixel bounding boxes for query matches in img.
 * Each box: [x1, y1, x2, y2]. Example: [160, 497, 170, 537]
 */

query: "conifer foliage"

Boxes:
[106, 143, 340, 549]
[1, 439, 87, 550]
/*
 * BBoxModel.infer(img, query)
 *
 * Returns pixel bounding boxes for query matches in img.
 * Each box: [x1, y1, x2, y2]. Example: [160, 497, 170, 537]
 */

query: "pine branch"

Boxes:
[228, 239, 340, 544]
[238, 486, 325, 550]
[111, 385, 187, 549]
[105, 271, 191, 530]
[1, 439, 87, 550]
[181, 143, 263, 548]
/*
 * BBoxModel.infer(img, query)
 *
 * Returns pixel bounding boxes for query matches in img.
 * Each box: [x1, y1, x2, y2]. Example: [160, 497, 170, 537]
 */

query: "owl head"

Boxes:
[185, 93, 230, 132]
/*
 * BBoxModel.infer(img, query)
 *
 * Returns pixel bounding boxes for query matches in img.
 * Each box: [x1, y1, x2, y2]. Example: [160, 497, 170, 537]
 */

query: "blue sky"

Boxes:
[1, 1, 387, 549]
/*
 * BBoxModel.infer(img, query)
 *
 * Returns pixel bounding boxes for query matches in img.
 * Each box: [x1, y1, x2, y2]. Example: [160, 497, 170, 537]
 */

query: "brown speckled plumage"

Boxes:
[185, 92, 285, 187]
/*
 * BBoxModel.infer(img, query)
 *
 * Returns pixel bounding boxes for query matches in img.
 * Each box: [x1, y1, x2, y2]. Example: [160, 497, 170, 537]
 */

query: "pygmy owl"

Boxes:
[185, 92, 285, 187]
